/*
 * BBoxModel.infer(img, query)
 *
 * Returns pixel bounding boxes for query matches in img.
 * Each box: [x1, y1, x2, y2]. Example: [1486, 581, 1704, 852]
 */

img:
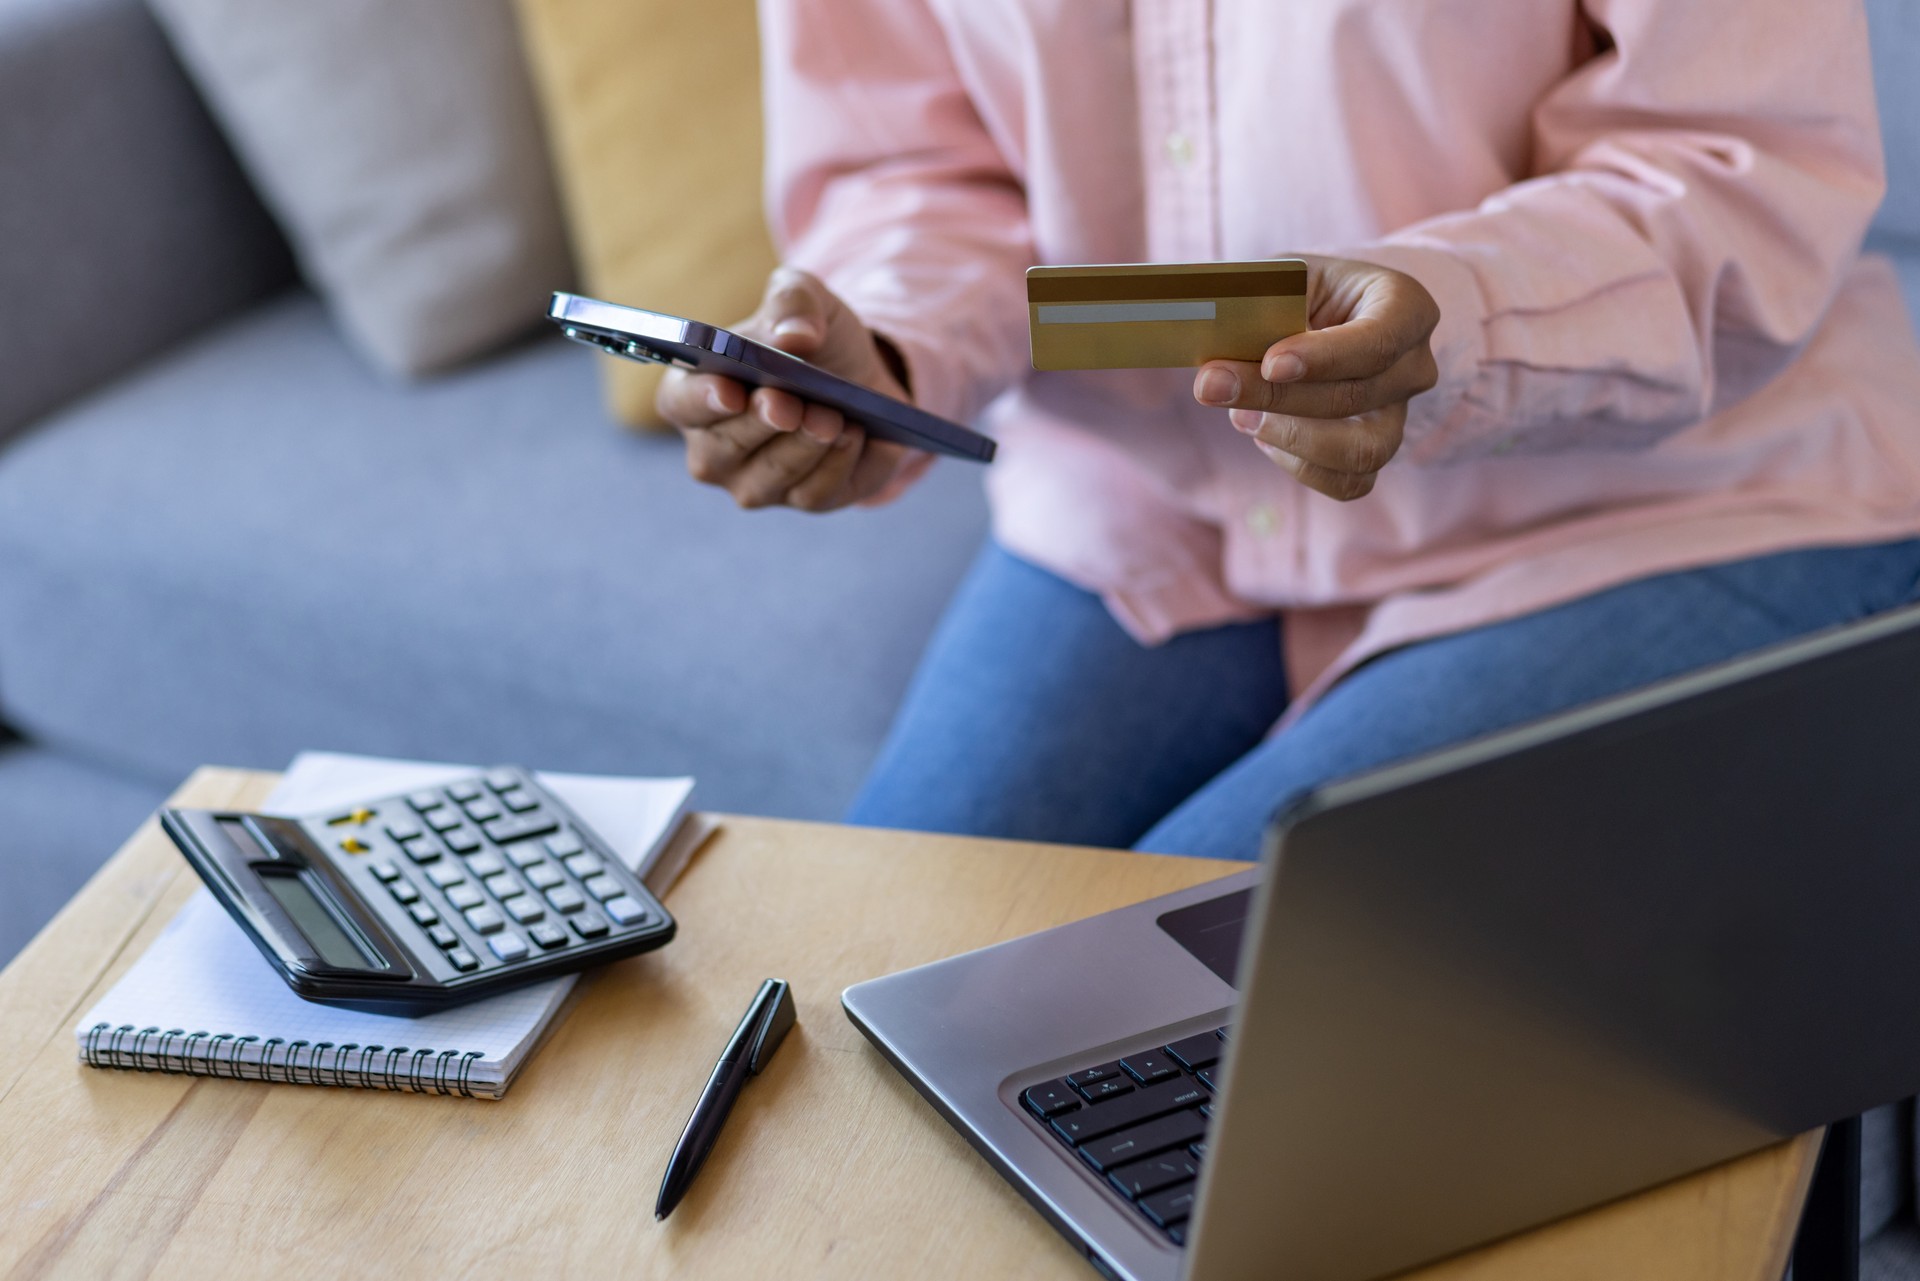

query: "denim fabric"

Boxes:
[849, 538, 1920, 861]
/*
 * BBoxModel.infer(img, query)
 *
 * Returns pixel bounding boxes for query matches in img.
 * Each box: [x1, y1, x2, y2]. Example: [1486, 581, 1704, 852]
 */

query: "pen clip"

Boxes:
[746, 979, 798, 1075]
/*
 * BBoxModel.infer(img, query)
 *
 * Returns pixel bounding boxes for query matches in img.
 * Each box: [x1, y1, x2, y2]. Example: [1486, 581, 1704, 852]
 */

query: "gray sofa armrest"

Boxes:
[0, 0, 293, 446]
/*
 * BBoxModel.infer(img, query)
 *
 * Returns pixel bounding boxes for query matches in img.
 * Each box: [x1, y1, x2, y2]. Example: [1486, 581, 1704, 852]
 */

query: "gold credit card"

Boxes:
[1026, 259, 1309, 371]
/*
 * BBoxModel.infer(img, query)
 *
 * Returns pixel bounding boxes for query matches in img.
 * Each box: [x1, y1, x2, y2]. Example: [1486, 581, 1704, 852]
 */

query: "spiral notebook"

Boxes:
[73, 753, 696, 1100]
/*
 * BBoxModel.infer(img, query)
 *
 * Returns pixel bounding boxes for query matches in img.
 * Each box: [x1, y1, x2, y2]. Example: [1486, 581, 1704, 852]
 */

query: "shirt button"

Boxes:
[1164, 131, 1195, 168]
[1246, 504, 1279, 536]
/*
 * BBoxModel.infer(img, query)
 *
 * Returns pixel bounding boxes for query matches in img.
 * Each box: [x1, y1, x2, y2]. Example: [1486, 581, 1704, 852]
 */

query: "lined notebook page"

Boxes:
[75, 754, 692, 1099]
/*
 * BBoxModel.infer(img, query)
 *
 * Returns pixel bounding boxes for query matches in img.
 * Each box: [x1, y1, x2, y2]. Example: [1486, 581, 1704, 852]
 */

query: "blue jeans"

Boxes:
[847, 539, 1920, 860]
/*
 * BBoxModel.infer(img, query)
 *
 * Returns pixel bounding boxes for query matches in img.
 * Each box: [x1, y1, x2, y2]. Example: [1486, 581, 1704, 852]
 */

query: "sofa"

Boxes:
[2, 0, 1918, 1263]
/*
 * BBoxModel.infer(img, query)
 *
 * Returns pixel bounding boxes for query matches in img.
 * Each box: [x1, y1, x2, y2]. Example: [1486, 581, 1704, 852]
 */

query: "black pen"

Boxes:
[655, 977, 799, 1220]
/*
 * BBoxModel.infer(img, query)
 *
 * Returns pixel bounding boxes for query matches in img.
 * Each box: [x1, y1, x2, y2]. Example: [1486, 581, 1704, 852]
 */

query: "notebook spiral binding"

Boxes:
[81, 1022, 485, 1097]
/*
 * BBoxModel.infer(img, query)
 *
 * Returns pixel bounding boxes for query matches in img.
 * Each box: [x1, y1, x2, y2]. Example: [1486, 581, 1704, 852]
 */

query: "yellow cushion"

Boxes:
[514, 0, 777, 427]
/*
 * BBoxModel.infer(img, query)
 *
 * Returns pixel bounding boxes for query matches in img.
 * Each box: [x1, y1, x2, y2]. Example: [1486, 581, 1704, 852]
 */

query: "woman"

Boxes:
[659, 0, 1920, 859]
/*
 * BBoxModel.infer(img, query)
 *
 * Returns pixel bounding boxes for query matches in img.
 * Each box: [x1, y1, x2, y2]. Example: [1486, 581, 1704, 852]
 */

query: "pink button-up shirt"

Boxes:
[760, 0, 1920, 707]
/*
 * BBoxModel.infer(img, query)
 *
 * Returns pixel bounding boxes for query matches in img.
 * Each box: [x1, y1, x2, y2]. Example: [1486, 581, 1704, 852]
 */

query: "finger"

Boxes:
[750, 386, 806, 434]
[787, 429, 866, 512]
[795, 399, 846, 446]
[858, 449, 935, 508]
[657, 368, 749, 429]
[1255, 440, 1380, 501]
[726, 429, 836, 510]
[683, 411, 784, 486]
[1261, 271, 1441, 384]
[1231, 402, 1407, 476]
[1195, 344, 1437, 420]
[846, 440, 924, 506]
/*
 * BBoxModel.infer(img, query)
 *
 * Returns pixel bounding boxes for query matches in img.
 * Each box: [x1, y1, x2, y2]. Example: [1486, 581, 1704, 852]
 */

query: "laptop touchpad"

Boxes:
[1156, 889, 1253, 988]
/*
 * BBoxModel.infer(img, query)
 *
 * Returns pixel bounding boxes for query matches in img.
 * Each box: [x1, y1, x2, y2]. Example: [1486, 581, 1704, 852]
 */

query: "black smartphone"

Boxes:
[548, 292, 996, 463]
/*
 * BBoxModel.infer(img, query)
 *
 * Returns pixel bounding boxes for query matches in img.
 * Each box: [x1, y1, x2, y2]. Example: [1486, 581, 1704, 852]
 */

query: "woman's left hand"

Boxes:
[1193, 254, 1441, 501]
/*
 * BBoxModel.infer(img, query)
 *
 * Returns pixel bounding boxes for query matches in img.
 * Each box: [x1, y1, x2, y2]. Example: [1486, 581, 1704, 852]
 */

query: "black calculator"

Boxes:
[162, 767, 675, 1014]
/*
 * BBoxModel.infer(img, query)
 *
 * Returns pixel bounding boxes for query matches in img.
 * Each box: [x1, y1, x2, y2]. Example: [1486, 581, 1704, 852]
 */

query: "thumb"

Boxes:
[756, 268, 830, 357]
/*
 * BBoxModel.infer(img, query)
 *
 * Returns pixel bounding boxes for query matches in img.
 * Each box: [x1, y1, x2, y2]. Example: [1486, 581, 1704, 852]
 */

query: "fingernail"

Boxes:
[758, 401, 791, 431]
[1265, 352, 1306, 383]
[1229, 408, 1263, 434]
[708, 386, 730, 414]
[1196, 368, 1240, 404]
[773, 318, 818, 341]
[833, 432, 858, 450]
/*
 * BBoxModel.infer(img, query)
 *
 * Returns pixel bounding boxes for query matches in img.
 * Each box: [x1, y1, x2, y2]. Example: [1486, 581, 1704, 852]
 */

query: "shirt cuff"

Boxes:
[1329, 241, 1490, 464]
[842, 310, 978, 430]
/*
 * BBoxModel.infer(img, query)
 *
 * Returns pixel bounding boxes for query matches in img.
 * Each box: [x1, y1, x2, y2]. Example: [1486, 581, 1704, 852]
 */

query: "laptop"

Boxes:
[842, 603, 1920, 1281]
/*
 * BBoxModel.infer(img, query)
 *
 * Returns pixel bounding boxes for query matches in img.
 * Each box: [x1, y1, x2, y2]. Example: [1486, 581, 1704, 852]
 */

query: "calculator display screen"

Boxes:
[261, 872, 378, 970]
[219, 817, 272, 862]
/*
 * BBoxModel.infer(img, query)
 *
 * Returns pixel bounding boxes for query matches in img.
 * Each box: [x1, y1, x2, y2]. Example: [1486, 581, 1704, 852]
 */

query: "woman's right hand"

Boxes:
[656, 267, 933, 512]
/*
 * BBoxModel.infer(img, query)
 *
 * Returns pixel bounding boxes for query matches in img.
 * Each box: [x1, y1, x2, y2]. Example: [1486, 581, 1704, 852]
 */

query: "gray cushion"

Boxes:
[0, 744, 171, 968]
[0, 293, 989, 820]
[1868, 234, 1920, 331]
[147, 0, 574, 377]
[1865, 0, 1920, 328]
[1868, 0, 1920, 243]
[0, 0, 292, 446]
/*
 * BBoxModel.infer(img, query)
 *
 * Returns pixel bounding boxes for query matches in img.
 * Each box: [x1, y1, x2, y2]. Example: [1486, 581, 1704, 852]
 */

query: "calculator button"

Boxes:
[447, 947, 480, 972]
[484, 813, 558, 844]
[385, 817, 423, 842]
[446, 883, 484, 911]
[545, 885, 586, 914]
[529, 923, 568, 949]
[583, 874, 621, 902]
[426, 808, 462, 833]
[427, 924, 459, 949]
[462, 796, 502, 823]
[328, 808, 375, 827]
[564, 852, 606, 879]
[425, 863, 465, 888]
[409, 790, 445, 812]
[603, 896, 651, 926]
[484, 769, 521, 793]
[488, 932, 530, 962]
[389, 879, 421, 906]
[465, 905, 506, 934]
[444, 827, 483, 855]
[404, 837, 443, 865]
[506, 844, 546, 868]
[506, 896, 545, 924]
[338, 837, 370, 855]
[467, 852, 506, 879]
[524, 862, 564, 890]
[369, 860, 400, 883]
[449, 781, 484, 802]
[499, 789, 539, 813]
[408, 903, 439, 927]
[570, 911, 610, 939]
[544, 831, 584, 858]
[484, 872, 524, 900]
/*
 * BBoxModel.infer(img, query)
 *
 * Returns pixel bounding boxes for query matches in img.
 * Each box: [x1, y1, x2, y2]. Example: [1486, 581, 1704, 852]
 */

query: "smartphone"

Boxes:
[548, 293, 996, 463]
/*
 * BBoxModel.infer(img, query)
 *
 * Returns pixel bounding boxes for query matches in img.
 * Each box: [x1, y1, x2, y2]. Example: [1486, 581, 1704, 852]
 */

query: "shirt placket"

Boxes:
[1138, 0, 1299, 601]
[1133, 0, 1219, 263]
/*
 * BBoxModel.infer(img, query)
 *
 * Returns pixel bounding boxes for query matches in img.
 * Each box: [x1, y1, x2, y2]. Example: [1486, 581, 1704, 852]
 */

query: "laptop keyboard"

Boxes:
[1019, 1025, 1227, 1246]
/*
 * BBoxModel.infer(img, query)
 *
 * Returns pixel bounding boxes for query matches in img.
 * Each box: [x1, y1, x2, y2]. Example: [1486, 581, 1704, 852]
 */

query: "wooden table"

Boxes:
[0, 768, 1819, 1279]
